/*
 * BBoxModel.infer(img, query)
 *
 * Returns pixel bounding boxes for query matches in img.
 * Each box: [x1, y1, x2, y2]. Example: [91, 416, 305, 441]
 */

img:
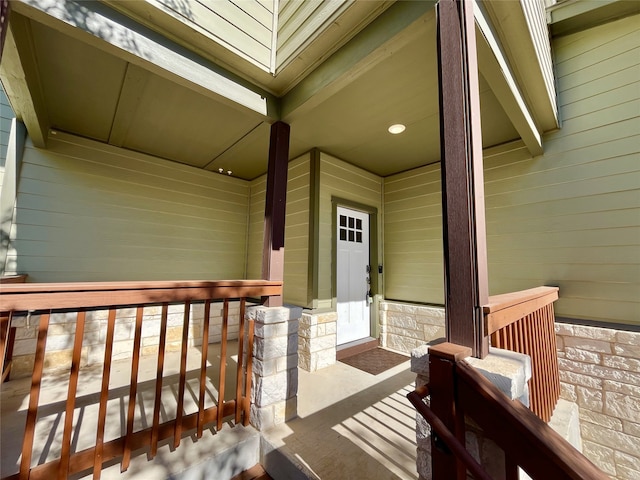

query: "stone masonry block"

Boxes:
[254, 335, 289, 361]
[603, 354, 640, 373]
[250, 403, 274, 431]
[254, 319, 299, 339]
[604, 379, 640, 397]
[614, 343, 640, 358]
[563, 336, 612, 354]
[309, 334, 335, 353]
[411, 344, 430, 377]
[614, 451, 640, 473]
[467, 348, 531, 400]
[254, 371, 288, 407]
[616, 331, 640, 346]
[604, 391, 640, 423]
[564, 347, 602, 364]
[315, 348, 336, 369]
[579, 409, 623, 431]
[582, 440, 616, 475]
[576, 386, 603, 412]
[572, 325, 617, 342]
[560, 369, 602, 389]
[247, 305, 302, 325]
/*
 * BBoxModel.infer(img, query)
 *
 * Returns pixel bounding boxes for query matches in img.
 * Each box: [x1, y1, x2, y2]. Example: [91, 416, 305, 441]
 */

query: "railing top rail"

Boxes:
[484, 286, 559, 335]
[455, 358, 609, 480]
[0, 279, 283, 311]
[483, 286, 559, 314]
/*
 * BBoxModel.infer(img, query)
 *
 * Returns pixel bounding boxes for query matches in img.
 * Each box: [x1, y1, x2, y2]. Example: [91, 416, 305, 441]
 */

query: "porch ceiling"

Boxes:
[1, 1, 522, 180]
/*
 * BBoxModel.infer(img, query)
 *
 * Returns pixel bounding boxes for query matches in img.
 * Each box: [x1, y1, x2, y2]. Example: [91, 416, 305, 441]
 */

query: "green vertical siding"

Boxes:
[6, 132, 250, 282]
[317, 153, 382, 308]
[246, 153, 311, 307]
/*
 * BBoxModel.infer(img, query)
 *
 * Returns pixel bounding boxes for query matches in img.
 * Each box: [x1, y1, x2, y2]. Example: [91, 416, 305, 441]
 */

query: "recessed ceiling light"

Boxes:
[388, 124, 406, 134]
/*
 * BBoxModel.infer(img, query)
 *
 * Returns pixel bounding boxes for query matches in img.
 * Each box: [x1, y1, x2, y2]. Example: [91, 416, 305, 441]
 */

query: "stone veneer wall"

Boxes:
[555, 323, 640, 480]
[379, 301, 445, 353]
[381, 301, 639, 479]
[9, 301, 246, 379]
[298, 310, 337, 372]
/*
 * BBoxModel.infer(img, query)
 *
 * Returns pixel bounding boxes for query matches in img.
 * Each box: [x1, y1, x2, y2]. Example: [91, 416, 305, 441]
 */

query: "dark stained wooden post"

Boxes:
[262, 121, 290, 307]
[437, 0, 489, 358]
[429, 342, 472, 480]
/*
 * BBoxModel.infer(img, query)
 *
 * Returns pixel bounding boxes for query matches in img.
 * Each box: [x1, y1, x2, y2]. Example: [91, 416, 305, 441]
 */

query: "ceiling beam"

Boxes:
[0, 13, 48, 147]
[281, 0, 437, 121]
[474, 3, 543, 157]
[108, 63, 151, 147]
[11, 0, 279, 120]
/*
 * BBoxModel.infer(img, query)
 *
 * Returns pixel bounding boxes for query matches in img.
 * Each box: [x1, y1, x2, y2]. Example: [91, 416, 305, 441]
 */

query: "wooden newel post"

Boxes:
[437, 0, 489, 358]
[428, 342, 472, 480]
[262, 121, 290, 307]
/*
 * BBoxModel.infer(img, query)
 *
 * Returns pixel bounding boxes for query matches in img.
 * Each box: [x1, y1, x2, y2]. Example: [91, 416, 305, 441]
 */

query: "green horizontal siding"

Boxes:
[485, 14, 640, 325]
[6, 134, 249, 282]
[383, 163, 443, 305]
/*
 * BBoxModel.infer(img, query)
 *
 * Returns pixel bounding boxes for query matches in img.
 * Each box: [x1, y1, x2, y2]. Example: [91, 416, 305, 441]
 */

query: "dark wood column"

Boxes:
[437, 0, 489, 358]
[262, 121, 290, 307]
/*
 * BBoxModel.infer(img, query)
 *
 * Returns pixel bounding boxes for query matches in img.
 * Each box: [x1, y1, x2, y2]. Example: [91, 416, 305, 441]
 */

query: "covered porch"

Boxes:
[1, 0, 638, 478]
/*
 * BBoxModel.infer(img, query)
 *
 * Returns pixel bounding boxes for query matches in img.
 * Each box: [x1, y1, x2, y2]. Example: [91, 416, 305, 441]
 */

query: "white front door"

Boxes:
[336, 206, 371, 345]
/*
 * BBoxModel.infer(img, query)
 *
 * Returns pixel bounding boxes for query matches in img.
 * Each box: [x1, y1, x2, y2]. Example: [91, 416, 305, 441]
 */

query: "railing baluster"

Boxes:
[217, 299, 229, 431]
[20, 311, 51, 479]
[528, 312, 544, 420]
[547, 304, 561, 406]
[94, 308, 117, 479]
[174, 301, 191, 448]
[122, 307, 144, 472]
[151, 303, 169, 458]
[243, 318, 255, 426]
[59, 310, 86, 479]
[198, 300, 211, 438]
[0, 280, 281, 479]
[235, 298, 246, 424]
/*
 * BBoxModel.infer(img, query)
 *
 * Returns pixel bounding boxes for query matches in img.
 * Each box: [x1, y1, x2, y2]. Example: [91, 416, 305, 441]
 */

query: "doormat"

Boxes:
[339, 348, 409, 375]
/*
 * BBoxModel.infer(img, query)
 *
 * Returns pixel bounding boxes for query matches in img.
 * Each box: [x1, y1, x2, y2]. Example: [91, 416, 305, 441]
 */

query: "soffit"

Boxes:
[2, 1, 522, 181]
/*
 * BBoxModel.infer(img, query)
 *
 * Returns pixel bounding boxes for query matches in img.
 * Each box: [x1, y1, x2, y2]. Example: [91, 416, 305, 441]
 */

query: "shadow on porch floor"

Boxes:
[0, 346, 416, 480]
[264, 356, 417, 480]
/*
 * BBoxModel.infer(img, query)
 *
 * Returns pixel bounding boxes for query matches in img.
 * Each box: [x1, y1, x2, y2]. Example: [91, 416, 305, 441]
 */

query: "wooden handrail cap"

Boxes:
[428, 342, 472, 362]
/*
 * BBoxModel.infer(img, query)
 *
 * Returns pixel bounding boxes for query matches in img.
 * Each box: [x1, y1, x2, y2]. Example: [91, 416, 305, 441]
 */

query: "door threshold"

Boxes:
[336, 337, 379, 361]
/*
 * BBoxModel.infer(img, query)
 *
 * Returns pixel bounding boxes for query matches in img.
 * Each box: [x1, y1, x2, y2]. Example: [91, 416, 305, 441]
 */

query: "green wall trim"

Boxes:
[307, 148, 321, 307]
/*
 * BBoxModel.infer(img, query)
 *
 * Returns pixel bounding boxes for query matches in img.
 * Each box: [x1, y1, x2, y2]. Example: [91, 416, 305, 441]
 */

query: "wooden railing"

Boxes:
[484, 286, 560, 422]
[0, 280, 282, 480]
[407, 343, 608, 480]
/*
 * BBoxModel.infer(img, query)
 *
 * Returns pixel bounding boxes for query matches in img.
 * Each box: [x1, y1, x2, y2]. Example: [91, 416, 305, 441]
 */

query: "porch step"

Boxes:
[336, 337, 378, 361]
[231, 464, 273, 480]
[92, 424, 261, 480]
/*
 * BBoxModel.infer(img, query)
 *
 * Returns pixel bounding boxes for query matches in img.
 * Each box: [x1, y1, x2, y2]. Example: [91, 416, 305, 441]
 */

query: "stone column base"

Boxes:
[298, 310, 337, 372]
[248, 305, 302, 431]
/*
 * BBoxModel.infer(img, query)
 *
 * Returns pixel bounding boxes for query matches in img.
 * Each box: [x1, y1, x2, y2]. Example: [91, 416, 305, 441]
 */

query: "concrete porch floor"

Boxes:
[0, 344, 417, 480]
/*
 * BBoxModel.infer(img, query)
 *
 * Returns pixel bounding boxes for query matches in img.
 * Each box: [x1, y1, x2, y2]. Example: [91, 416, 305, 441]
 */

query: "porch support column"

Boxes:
[262, 121, 290, 307]
[436, 0, 489, 358]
